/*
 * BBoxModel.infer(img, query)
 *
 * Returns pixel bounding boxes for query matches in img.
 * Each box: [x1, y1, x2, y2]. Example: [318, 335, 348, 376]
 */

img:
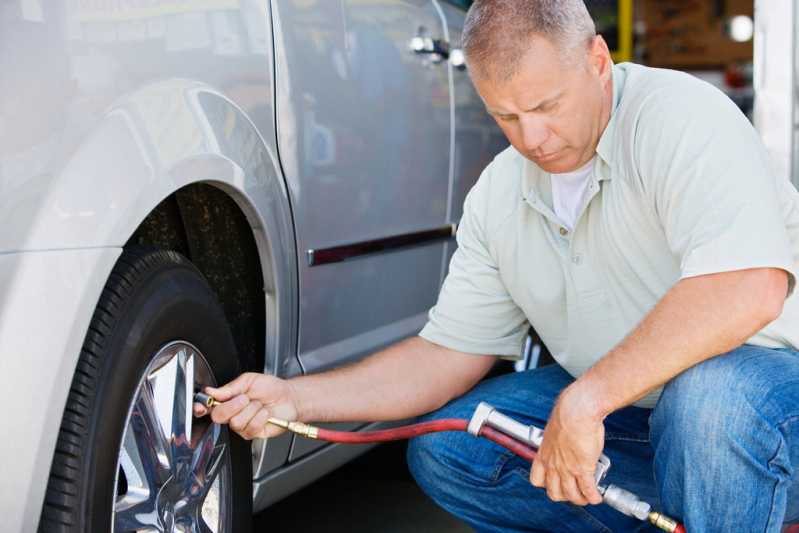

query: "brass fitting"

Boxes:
[194, 392, 220, 408]
[268, 418, 319, 439]
[648, 511, 679, 532]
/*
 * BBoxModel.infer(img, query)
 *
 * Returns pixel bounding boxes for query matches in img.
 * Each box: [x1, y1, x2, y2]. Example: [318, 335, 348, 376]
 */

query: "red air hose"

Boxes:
[315, 418, 538, 460]
[315, 419, 685, 532]
[193, 394, 686, 532]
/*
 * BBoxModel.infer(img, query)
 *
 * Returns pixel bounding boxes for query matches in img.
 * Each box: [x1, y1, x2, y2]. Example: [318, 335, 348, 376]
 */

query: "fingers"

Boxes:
[193, 403, 208, 417]
[210, 394, 250, 425]
[228, 399, 263, 434]
[577, 472, 603, 505]
[544, 471, 564, 502]
[205, 372, 256, 402]
[241, 405, 281, 440]
[560, 475, 588, 506]
[228, 400, 263, 436]
[531, 459, 546, 488]
[531, 460, 566, 503]
[531, 459, 598, 507]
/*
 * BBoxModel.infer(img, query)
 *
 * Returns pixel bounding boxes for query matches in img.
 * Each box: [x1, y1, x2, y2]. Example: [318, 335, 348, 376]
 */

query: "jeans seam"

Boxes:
[767, 416, 799, 531]
[605, 434, 650, 443]
[766, 437, 787, 533]
[491, 451, 515, 483]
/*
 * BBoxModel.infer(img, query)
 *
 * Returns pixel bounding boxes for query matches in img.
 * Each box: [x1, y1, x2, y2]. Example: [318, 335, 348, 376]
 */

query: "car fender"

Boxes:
[0, 80, 299, 532]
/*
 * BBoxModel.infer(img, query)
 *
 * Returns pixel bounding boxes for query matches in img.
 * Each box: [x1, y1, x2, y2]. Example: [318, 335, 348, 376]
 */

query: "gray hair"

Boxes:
[463, 0, 597, 82]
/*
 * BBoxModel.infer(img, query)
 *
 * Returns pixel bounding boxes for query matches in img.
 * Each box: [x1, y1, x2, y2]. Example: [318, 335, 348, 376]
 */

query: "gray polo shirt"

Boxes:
[420, 62, 799, 408]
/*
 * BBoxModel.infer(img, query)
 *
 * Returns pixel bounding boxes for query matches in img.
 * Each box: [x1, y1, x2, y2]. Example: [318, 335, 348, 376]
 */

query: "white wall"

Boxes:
[753, 0, 796, 186]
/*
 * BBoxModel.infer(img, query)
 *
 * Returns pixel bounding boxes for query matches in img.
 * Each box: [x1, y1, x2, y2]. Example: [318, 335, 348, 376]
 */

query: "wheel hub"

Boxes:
[112, 341, 230, 533]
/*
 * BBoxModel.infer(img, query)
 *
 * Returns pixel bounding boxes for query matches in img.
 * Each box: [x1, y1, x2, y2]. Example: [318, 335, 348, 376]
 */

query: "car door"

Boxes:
[271, 0, 452, 457]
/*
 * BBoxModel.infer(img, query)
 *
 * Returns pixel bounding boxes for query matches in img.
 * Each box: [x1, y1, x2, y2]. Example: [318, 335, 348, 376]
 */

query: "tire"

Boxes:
[38, 246, 252, 533]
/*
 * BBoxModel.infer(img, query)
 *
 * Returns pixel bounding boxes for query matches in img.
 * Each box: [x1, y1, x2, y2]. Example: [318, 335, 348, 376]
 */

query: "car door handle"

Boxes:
[449, 48, 466, 70]
[409, 36, 449, 62]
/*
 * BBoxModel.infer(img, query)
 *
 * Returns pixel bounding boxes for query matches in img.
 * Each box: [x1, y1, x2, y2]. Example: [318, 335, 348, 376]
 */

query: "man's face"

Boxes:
[472, 36, 612, 174]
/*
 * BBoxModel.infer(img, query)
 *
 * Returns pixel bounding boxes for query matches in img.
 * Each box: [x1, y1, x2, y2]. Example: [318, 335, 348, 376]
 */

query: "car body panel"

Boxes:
[0, 248, 121, 533]
[272, 0, 452, 377]
[271, 0, 455, 460]
[0, 0, 506, 528]
[0, 3, 299, 528]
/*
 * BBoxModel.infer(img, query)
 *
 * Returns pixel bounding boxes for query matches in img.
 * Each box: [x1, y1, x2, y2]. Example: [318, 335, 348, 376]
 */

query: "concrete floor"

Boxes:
[254, 440, 473, 532]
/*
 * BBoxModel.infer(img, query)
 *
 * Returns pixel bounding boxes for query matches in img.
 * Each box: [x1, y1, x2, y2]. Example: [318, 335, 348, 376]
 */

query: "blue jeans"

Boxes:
[406, 345, 799, 532]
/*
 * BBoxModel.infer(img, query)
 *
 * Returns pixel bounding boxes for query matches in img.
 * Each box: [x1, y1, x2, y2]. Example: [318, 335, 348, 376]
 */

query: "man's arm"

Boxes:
[290, 336, 497, 423]
[531, 267, 788, 506]
[574, 267, 787, 417]
[200, 336, 498, 439]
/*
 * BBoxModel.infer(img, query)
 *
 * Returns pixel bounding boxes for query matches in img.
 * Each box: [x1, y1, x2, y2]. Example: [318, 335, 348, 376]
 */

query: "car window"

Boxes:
[445, 0, 472, 10]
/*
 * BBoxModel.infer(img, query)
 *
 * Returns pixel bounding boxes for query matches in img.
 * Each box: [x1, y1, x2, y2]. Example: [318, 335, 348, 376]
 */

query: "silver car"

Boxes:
[0, 1, 505, 531]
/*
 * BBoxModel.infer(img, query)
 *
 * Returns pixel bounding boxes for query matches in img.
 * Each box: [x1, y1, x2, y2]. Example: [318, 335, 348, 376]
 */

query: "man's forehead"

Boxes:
[478, 73, 565, 114]
[474, 47, 573, 111]
[484, 89, 564, 114]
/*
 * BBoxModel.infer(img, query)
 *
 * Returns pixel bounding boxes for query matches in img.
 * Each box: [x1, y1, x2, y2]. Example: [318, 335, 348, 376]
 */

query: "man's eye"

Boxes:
[498, 115, 517, 121]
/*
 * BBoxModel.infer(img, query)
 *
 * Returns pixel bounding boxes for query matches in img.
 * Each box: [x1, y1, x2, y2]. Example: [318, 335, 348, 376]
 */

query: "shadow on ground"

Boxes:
[253, 440, 473, 532]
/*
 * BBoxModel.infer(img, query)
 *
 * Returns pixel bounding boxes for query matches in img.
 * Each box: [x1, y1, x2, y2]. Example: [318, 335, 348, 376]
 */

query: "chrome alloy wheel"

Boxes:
[112, 341, 231, 533]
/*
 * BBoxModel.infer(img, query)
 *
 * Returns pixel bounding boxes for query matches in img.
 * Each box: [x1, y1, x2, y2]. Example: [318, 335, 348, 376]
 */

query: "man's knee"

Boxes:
[407, 412, 510, 495]
[651, 349, 777, 456]
[648, 345, 799, 510]
[651, 347, 797, 450]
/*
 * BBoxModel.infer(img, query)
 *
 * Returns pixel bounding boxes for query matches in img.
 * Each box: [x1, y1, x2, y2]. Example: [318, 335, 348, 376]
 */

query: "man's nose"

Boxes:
[519, 115, 549, 152]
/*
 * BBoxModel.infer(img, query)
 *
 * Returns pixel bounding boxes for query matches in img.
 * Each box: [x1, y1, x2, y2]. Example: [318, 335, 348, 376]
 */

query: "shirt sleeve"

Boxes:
[636, 81, 797, 298]
[419, 165, 529, 358]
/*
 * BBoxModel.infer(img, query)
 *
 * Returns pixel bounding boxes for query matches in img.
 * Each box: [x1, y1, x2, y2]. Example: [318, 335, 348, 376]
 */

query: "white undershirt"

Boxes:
[551, 156, 596, 230]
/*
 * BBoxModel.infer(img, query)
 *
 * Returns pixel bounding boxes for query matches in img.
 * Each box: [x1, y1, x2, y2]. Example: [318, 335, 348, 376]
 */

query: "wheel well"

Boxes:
[125, 183, 266, 373]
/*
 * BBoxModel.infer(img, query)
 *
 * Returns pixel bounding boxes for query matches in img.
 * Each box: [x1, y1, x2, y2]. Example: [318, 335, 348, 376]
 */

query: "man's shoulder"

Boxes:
[619, 63, 739, 126]
[465, 145, 528, 233]
[471, 145, 527, 210]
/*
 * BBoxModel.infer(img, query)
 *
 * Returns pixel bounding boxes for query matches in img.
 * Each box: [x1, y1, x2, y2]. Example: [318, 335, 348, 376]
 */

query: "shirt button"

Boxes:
[559, 227, 569, 236]
[572, 255, 583, 265]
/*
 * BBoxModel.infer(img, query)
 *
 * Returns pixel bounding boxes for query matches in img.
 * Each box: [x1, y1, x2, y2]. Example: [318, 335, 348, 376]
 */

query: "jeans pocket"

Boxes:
[490, 450, 518, 484]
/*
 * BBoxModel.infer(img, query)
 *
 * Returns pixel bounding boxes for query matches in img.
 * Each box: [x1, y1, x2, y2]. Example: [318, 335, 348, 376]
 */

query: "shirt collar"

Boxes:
[595, 61, 625, 173]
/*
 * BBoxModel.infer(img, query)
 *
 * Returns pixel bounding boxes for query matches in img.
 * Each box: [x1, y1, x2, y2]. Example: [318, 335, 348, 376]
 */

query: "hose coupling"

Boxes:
[194, 392, 219, 408]
[648, 511, 680, 532]
[598, 484, 651, 521]
[268, 418, 319, 439]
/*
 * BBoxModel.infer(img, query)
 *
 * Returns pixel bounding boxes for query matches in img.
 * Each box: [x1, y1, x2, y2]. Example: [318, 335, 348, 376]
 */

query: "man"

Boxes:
[195, 1, 799, 530]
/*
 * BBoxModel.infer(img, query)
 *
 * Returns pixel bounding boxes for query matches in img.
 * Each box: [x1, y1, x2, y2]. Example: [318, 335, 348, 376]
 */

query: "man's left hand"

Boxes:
[530, 383, 606, 506]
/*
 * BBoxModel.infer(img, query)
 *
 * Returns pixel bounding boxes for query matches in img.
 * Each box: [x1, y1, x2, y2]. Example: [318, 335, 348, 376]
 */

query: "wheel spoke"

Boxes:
[113, 498, 160, 533]
[202, 443, 226, 492]
[192, 425, 224, 484]
[127, 381, 171, 490]
[169, 348, 195, 466]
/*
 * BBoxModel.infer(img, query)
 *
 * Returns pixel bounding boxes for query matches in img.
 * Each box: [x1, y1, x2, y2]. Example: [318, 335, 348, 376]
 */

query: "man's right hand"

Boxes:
[193, 372, 301, 440]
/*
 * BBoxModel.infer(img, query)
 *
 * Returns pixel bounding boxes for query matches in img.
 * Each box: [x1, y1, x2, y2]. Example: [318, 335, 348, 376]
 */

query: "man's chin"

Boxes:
[532, 156, 570, 173]
[530, 152, 587, 174]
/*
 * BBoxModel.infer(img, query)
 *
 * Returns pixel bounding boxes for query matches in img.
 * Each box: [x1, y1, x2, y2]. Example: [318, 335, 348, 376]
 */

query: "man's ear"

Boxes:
[587, 35, 612, 82]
